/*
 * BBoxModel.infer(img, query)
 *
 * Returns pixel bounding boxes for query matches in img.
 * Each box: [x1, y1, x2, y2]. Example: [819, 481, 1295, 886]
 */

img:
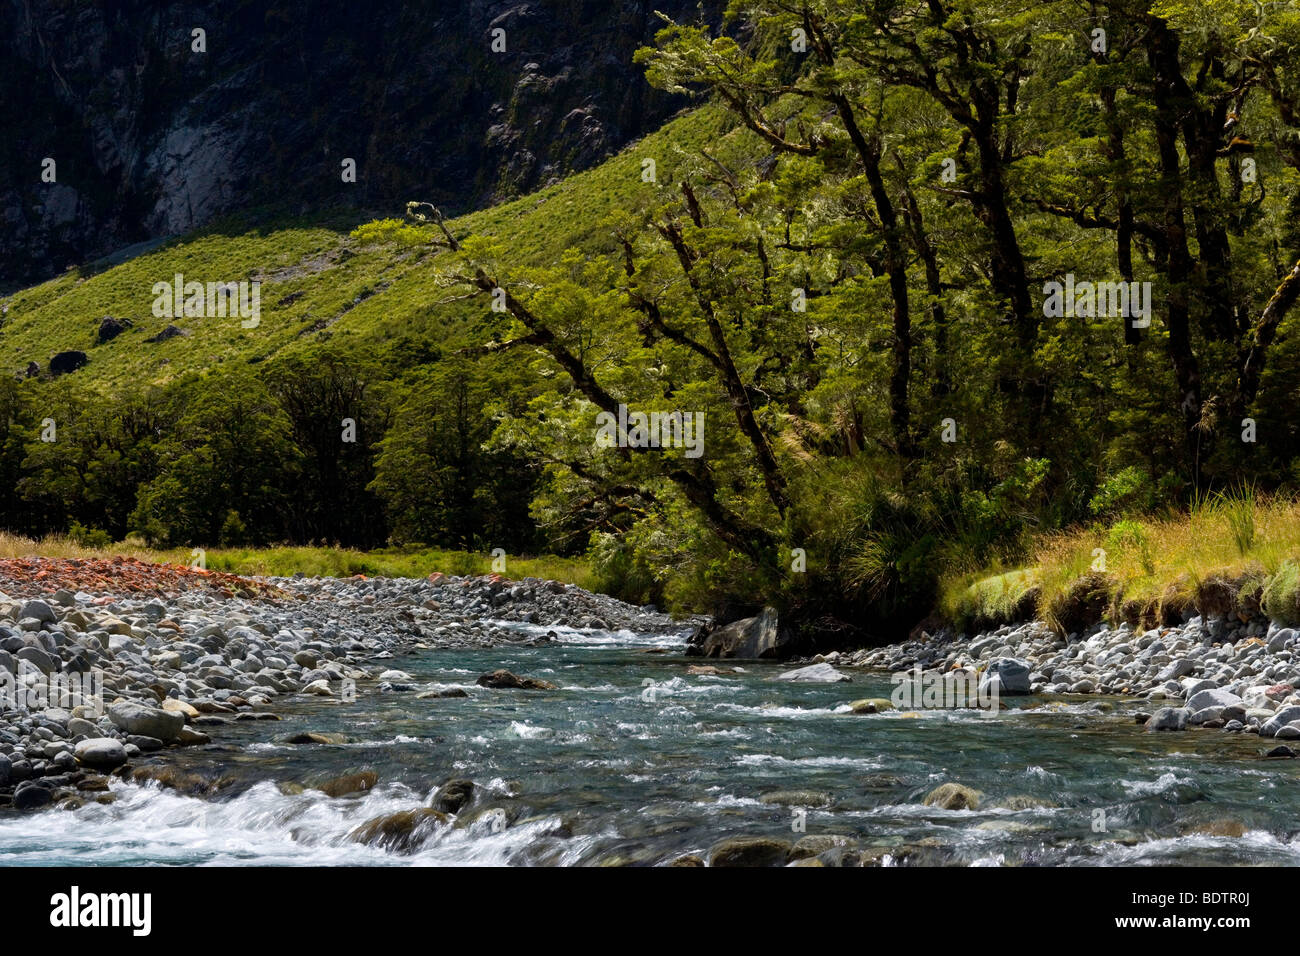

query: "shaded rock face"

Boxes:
[0, 0, 723, 287]
[694, 607, 791, 659]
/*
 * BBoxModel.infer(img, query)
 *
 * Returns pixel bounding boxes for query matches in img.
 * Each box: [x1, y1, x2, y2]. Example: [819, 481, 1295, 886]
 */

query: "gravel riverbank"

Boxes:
[833, 614, 1300, 747]
[0, 558, 693, 811]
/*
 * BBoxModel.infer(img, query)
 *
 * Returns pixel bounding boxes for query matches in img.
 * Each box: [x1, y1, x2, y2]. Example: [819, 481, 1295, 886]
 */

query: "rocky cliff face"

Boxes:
[0, 0, 718, 288]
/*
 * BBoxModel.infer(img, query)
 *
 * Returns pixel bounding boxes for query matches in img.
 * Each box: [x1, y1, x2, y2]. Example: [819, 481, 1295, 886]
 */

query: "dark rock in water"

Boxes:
[666, 854, 705, 867]
[49, 350, 89, 376]
[145, 325, 187, 343]
[284, 731, 348, 745]
[1265, 745, 1297, 758]
[97, 315, 131, 343]
[708, 835, 792, 867]
[129, 765, 218, 795]
[695, 607, 790, 660]
[1146, 707, 1190, 732]
[351, 808, 449, 853]
[758, 790, 833, 808]
[0, 753, 9, 785]
[431, 778, 475, 814]
[476, 669, 557, 690]
[315, 770, 378, 797]
[787, 835, 856, 862]
[416, 688, 469, 699]
[13, 782, 53, 810]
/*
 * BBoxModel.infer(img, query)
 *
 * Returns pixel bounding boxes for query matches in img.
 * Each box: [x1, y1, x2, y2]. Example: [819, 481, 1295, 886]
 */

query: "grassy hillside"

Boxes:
[0, 105, 733, 394]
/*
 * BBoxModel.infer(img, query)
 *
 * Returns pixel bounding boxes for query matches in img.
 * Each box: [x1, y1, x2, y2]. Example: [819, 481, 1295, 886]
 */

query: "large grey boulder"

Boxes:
[1261, 705, 1300, 738]
[19, 600, 56, 623]
[1146, 707, 1190, 732]
[697, 608, 790, 659]
[1185, 688, 1245, 724]
[108, 701, 184, 742]
[15, 646, 54, 675]
[979, 658, 1032, 696]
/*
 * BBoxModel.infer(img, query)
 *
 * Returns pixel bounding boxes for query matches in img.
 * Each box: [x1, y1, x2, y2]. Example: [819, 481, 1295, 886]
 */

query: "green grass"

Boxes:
[0, 532, 595, 590]
[941, 492, 1300, 632]
[0, 105, 735, 394]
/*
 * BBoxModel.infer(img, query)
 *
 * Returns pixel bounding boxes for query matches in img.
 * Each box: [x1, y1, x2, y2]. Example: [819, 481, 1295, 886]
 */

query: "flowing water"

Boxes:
[1, 622, 1296, 866]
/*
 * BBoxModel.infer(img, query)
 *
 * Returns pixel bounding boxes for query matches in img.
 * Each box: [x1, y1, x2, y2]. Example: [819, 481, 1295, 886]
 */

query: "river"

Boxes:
[0, 621, 1292, 866]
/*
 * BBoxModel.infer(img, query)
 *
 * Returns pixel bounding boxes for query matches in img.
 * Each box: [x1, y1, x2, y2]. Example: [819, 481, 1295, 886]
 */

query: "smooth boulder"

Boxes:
[773, 662, 850, 683]
[74, 737, 128, 770]
[108, 701, 184, 742]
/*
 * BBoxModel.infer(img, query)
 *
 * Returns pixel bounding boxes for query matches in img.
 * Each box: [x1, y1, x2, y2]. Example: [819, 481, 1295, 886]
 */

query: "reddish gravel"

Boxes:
[0, 555, 287, 600]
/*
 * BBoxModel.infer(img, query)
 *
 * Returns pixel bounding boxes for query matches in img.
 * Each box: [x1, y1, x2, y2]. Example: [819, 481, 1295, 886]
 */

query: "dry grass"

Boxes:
[0, 533, 595, 590]
[941, 491, 1300, 632]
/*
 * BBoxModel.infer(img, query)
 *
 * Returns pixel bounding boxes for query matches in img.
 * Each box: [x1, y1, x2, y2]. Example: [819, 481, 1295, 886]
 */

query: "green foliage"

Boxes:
[1090, 467, 1155, 519]
[6, 0, 1300, 633]
[66, 521, 113, 549]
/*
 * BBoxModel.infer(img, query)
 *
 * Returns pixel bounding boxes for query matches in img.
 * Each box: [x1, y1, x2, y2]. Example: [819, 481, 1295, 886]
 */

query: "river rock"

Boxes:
[848, 697, 893, 714]
[1260, 705, 1300, 738]
[161, 698, 199, 719]
[351, 808, 449, 853]
[773, 662, 850, 683]
[15, 646, 54, 675]
[13, 782, 53, 810]
[108, 702, 184, 742]
[1146, 707, 1190, 732]
[696, 607, 789, 659]
[74, 737, 128, 770]
[476, 669, 557, 690]
[758, 790, 832, 807]
[19, 600, 57, 623]
[316, 770, 378, 797]
[432, 778, 476, 814]
[979, 658, 1031, 695]
[284, 731, 348, 744]
[708, 835, 792, 867]
[787, 835, 856, 862]
[922, 782, 982, 810]
[1186, 688, 1244, 713]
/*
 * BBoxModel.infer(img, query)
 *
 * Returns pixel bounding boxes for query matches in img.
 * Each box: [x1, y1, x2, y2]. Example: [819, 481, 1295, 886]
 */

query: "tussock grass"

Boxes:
[0, 533, 594, 590]
[941, 491, 1300, 632]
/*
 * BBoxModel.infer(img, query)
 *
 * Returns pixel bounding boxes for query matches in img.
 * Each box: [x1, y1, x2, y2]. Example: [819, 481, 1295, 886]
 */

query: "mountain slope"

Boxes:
[0, 105, 736, 393]
[1, 0, 723, 288]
